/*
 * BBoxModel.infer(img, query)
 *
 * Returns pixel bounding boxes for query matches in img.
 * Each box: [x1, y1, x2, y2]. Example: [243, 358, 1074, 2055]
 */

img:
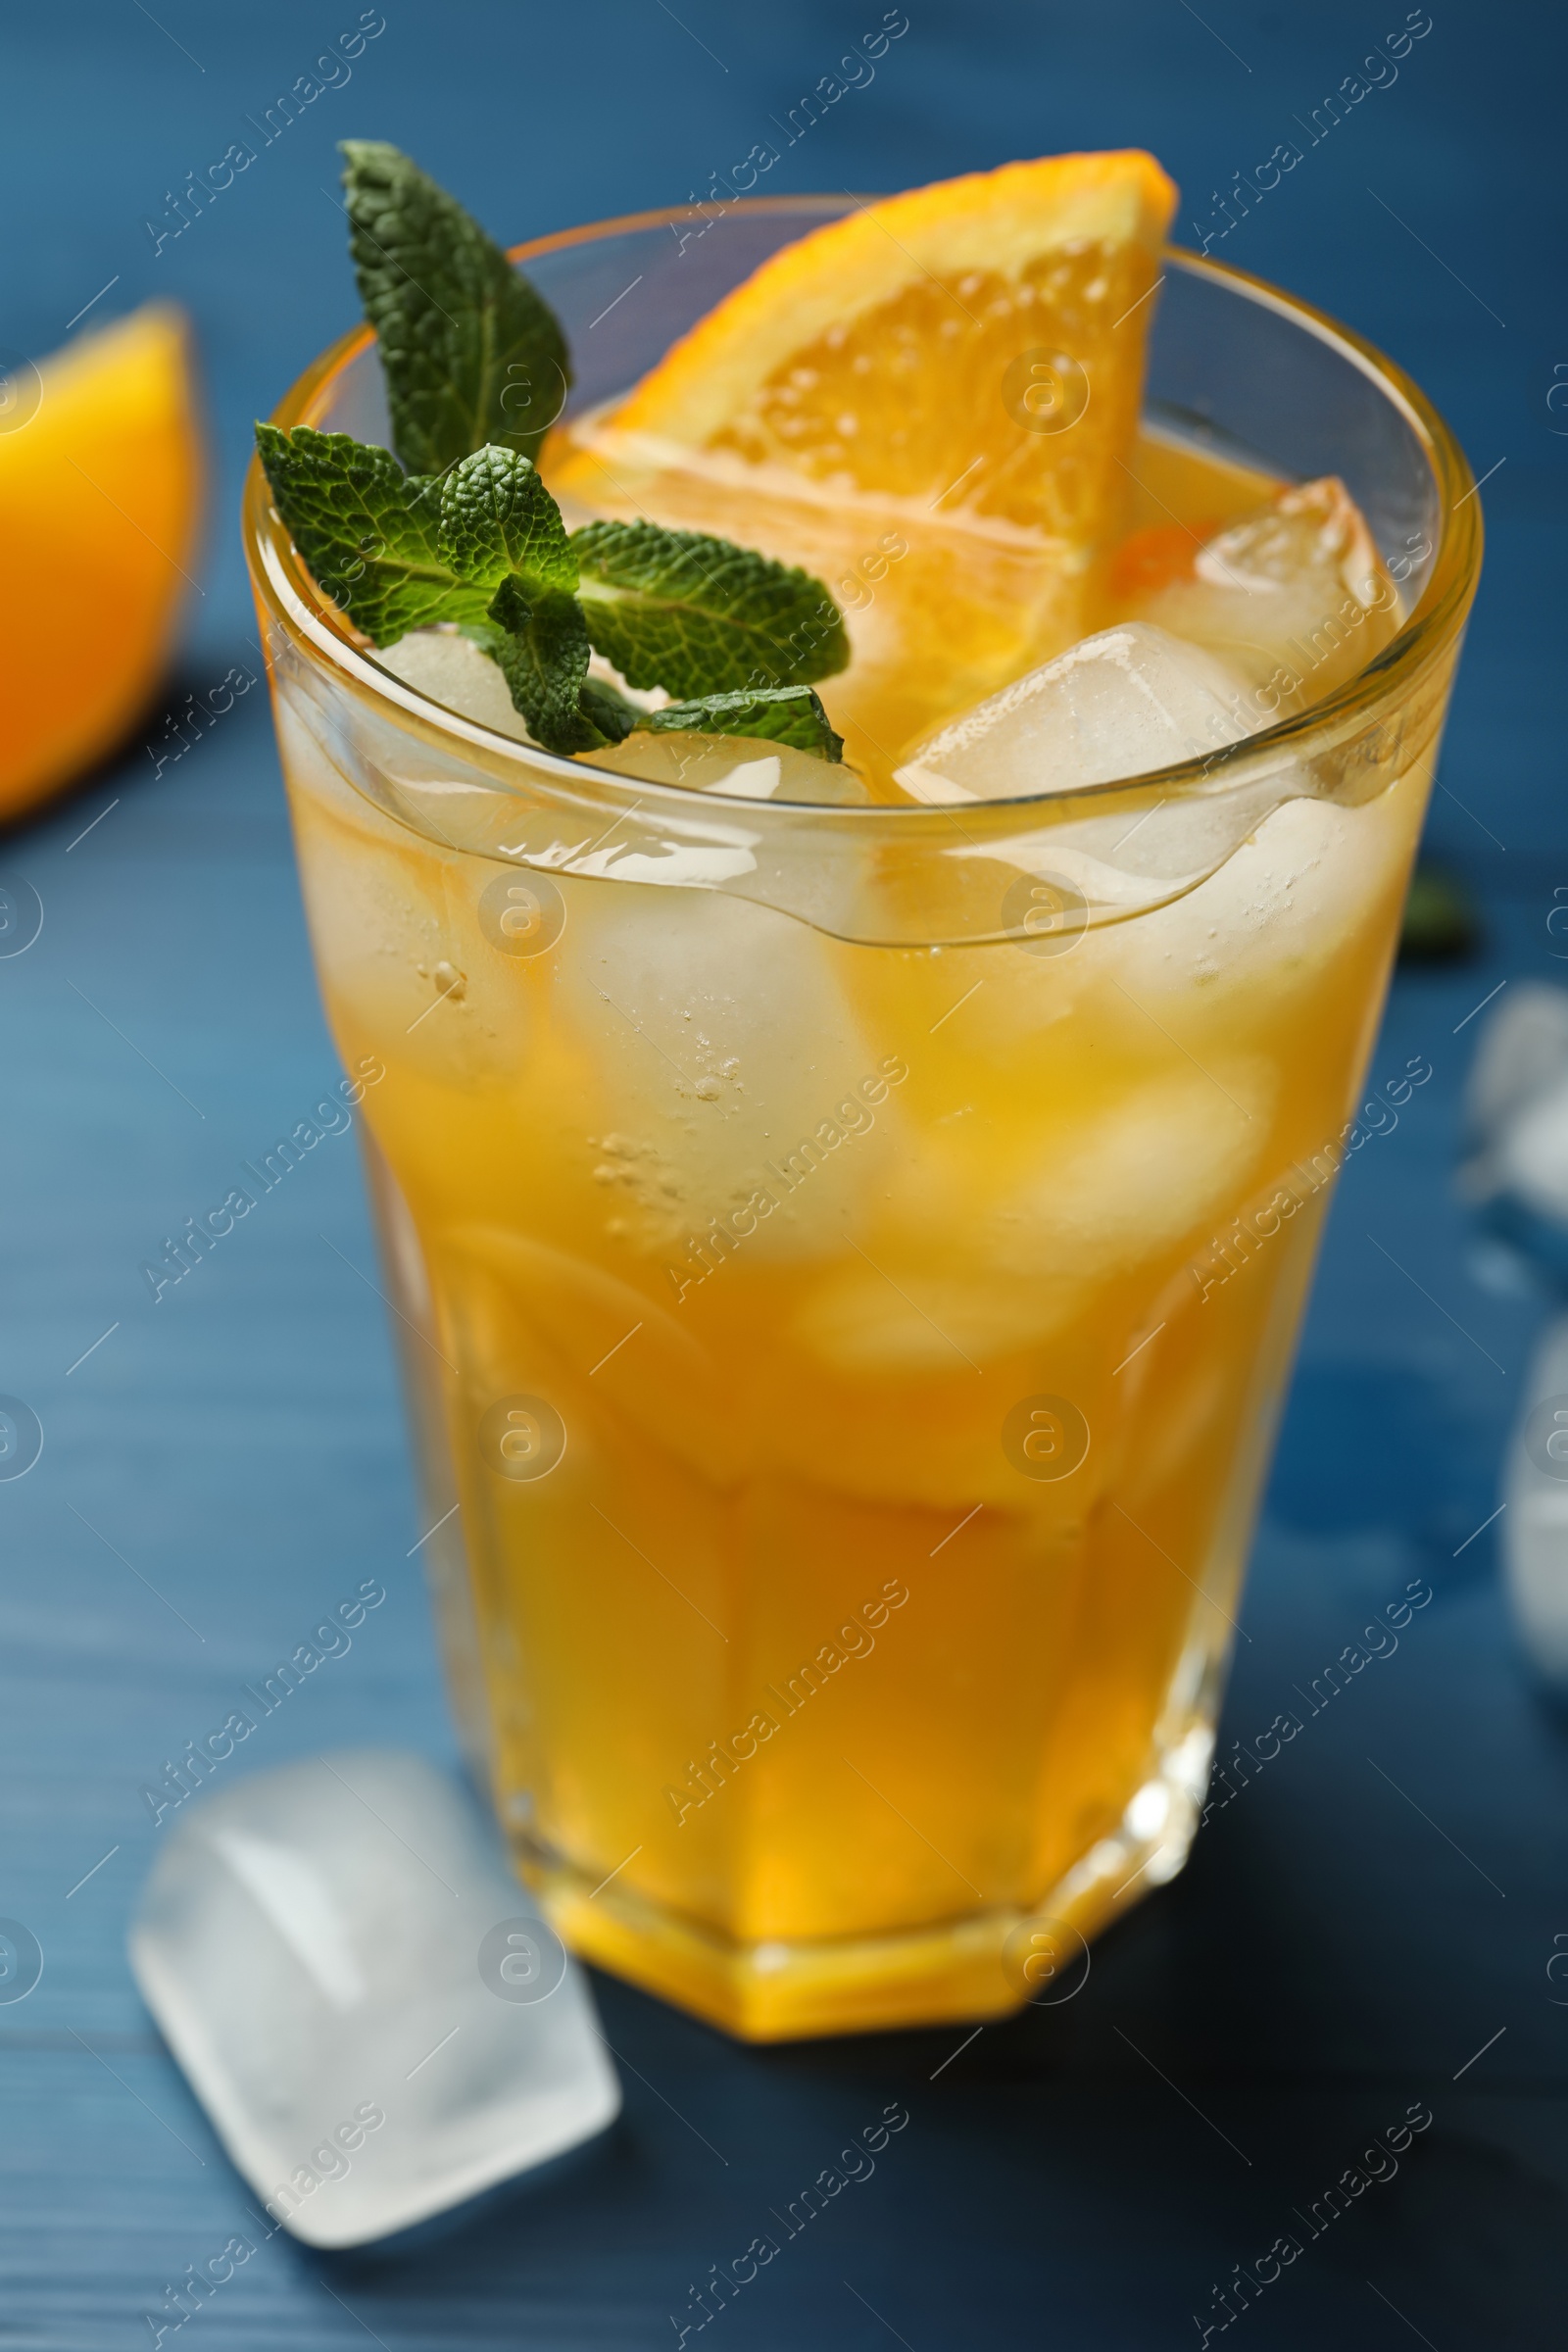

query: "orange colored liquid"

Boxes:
[276, 428, 1428, 2037]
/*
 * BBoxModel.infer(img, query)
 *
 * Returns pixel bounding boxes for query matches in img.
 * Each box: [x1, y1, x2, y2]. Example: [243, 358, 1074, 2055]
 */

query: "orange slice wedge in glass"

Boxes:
[547, 152, 1176, 790]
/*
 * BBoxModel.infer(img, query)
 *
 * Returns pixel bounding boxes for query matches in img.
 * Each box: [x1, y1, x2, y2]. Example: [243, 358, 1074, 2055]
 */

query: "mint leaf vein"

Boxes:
[439, 444, 577, 592]
[572, 520, 851, 698]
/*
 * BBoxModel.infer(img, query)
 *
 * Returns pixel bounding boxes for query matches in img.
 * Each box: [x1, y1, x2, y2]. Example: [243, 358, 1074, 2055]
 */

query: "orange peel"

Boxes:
[0, 303, 203, 824]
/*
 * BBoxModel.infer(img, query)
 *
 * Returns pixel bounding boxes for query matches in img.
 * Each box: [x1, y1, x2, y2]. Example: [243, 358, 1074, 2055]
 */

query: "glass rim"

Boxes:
[243, 196, 1483, 828]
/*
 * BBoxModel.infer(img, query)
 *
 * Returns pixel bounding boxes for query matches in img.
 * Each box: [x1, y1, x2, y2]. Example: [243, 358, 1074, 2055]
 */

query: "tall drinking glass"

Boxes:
[244, 201, 1480, 2039]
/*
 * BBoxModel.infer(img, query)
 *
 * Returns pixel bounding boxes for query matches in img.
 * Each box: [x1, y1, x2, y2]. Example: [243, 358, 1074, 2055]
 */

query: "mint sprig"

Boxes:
[573, 521, 851, 699]
[341, 141, 571, 475]
[258, 425, 849, 760]
[257, 145, 852, 763]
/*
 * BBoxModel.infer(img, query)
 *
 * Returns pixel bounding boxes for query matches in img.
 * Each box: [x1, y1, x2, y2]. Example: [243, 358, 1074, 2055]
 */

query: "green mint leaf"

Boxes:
[571, 521, 850, 698]
[642, 686, 844, 760]
[254, 421, 491, 644]
[471, 580, 599, 755]
[576, 677, 641, 744]
[438, 445, 576, 592]
[341, 140, 572, 475]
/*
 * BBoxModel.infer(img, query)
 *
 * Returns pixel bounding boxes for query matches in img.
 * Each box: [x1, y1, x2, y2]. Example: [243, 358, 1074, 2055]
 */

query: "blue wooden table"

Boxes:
[2, 3, 1565, 2342]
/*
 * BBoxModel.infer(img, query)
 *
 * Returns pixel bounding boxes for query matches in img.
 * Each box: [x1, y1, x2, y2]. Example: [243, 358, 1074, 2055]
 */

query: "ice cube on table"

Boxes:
[1504, 1310, 1568, 1693]
[1119, 475, 1399, 709]
[128, 1750, 619, 2247]
[1464, 982, 1568, 1151]
[893, 621, 1254, 804]
[1491, 1082, 1568, 1230]
[1457, 983, 1568, 1249]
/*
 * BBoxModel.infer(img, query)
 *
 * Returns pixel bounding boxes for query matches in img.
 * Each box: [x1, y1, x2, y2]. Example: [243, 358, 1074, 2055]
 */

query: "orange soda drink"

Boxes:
[247, 158, 1480, 2037]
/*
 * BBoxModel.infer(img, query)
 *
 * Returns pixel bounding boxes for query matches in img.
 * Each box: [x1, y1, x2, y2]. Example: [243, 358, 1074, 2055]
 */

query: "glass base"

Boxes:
[518, 1726, 1213, 2041]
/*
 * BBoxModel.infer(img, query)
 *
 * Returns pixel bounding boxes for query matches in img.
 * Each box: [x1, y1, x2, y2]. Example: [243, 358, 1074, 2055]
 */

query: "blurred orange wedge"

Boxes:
[0, 303, 202, 824]
[547, 152, 1176, 787]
